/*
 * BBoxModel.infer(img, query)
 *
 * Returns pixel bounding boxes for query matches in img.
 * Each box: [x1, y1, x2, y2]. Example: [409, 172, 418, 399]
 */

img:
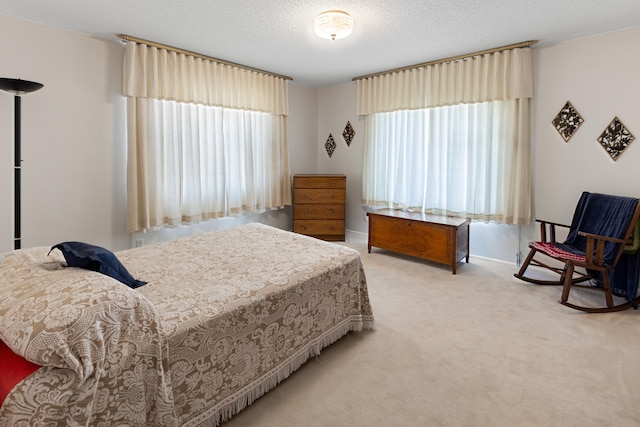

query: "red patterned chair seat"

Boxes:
[529, 241, 585, 263]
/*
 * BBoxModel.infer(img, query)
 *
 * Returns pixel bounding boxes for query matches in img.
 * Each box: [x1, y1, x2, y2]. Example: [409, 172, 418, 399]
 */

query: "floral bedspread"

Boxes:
[0, 223, 374, 426]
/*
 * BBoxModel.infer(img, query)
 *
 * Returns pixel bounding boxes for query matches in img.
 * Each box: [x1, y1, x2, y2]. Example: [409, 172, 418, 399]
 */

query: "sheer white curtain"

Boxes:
[123, 42, 291, 232]
[358, 48, 532, 224]
[363, 99, 530, 223]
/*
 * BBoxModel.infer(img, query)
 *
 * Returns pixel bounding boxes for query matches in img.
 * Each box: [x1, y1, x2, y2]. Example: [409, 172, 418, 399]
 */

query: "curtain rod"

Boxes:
[116, 34, 293, 81]
[352, 40, 538, 81]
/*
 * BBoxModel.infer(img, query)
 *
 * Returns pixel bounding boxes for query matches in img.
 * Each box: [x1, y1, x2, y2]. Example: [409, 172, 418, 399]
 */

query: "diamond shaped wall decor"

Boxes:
[597, 116, 634, 161]
[342, 121, 355, 146]
[325, 133, 336, 158]
[552, 101, 584, 142]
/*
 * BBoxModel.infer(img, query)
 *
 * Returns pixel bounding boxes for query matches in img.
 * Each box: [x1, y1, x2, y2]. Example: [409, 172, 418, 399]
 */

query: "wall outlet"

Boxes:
[135, 239, 144, 248]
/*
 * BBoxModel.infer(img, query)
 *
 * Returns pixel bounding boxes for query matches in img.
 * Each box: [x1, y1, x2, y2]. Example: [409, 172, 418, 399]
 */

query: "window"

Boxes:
[357, 47, 533, 225]
[363, 99, 528, 223]
[123, 41, 291, 232]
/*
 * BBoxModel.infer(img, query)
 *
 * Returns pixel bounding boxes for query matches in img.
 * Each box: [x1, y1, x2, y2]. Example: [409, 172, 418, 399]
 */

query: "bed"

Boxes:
[0, 223, 375, 426]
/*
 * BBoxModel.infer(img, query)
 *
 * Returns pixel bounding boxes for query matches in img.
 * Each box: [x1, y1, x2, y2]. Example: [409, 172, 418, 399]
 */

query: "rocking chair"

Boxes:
[514, 191, 640, 313]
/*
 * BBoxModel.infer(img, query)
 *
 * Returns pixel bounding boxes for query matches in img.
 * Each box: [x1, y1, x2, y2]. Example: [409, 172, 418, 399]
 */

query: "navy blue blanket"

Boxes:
[612, 249, 640, 301]
[560, 192, 639, 302]
[49, 242, 147, 289]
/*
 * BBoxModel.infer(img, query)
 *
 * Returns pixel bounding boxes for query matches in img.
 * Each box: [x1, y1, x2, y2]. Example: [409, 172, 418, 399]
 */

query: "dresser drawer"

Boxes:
[293, 204, 344, 219]
[294, 188, 346, 204]
[293, 219, 345, 236]
[294, 176, 346, 189]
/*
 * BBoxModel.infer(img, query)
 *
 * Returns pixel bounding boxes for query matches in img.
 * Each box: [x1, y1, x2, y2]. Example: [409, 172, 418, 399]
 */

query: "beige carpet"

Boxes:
[223, 233, 640, 427]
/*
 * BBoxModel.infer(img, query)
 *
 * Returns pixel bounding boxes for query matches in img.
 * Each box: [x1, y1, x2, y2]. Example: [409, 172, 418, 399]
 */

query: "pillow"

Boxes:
[49, 241, 147, 289]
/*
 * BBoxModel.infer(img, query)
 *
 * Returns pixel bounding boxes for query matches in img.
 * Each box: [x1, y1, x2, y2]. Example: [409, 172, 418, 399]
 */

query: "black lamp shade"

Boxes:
[0, 78, 44, 95]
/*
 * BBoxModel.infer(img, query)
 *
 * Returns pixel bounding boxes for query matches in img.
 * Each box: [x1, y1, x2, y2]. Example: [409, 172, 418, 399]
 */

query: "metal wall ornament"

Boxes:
[552, 100, 584, 142]
[325, 133, 336, 158]
[597, 116, 634, 161]
[342, 121, 355, 146]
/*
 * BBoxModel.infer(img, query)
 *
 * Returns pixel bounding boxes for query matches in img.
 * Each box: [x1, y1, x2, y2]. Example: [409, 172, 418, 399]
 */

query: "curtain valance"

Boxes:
[123, 41, 289, 115]
[356, 47, 532, 115]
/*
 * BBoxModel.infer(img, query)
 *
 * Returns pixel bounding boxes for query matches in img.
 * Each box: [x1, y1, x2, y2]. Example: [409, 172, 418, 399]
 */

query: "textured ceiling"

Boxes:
[1, 0, 640, 88]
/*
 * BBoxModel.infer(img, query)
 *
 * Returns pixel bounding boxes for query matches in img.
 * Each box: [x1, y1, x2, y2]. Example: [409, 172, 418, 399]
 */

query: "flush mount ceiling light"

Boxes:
[314, 10, 353, 40]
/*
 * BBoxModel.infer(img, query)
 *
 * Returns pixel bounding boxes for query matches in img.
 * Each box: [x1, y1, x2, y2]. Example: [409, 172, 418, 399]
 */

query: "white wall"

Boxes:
[0, 14, 128, 252]
[317, 83, 367, 232]
[288, 83, 318, 175]
[530, 27, 640, 227]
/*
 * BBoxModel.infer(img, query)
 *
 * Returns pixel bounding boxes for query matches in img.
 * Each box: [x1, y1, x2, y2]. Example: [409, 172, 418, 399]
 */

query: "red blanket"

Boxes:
[0, 340, 40, 407]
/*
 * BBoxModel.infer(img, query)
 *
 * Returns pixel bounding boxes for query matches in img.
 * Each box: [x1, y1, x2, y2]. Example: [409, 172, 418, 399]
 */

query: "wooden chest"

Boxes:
[367, 208, 470, 273]
[293, 175, 346, 241]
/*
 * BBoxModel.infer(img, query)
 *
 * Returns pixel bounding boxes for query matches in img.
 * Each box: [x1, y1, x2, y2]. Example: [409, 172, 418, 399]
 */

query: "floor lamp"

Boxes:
[0, 78, 44, 250]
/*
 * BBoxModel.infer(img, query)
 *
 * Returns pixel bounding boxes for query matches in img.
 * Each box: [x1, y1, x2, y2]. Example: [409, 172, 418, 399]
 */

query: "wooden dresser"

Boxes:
[367, 208, 470, 273]
[293, 174, 346, 241]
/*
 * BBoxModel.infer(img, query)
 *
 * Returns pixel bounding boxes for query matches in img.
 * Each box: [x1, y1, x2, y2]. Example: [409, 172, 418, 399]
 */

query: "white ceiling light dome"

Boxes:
[314, 10, 353, 40]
